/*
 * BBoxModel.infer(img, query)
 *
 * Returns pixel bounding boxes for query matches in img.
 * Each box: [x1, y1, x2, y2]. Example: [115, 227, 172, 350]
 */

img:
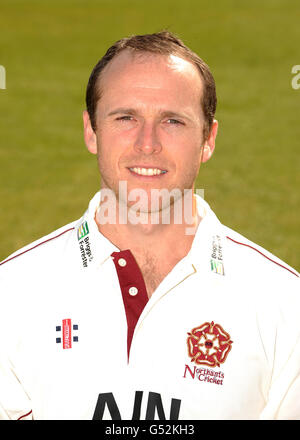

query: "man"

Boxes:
[0, 31, 299, 420]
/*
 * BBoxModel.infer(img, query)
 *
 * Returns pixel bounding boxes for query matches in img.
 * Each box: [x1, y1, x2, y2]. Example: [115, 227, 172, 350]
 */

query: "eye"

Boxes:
[116, 115, 134, 121]
[166, 118, 184, 125]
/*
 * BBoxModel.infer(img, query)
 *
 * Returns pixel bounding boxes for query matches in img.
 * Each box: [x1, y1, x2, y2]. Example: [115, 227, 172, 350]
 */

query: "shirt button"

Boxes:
[118, 258, 127, 267]
[129, 287, 138, 296]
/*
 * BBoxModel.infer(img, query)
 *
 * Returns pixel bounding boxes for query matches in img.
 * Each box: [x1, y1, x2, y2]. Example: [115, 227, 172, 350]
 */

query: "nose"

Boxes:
[133, 121, 162, 155]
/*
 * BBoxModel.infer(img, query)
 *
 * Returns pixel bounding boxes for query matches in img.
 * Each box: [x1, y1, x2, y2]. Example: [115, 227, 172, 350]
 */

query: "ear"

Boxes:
[83, 110, 97, 155]
[201, 119, 218, 163]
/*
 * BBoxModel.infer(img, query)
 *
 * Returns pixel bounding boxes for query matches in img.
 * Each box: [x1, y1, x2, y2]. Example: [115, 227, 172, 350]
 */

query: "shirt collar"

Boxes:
[187, 194, 226, 275]
[74, 192, 118, 269]
[74, 191, 226, 275]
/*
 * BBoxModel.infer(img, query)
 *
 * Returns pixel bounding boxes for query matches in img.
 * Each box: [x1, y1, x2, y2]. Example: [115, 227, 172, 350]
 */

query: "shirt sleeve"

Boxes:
[0, 268, 33, 420]
[0, 353, 33, 420]
[259, 277, 300, 419]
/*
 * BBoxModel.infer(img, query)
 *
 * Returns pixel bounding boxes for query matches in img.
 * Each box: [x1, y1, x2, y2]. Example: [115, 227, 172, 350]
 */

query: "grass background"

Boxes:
[0, 0, 299, 269]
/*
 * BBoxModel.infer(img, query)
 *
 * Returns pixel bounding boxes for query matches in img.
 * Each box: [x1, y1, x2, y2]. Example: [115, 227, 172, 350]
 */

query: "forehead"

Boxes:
[97, 49, 203, 104]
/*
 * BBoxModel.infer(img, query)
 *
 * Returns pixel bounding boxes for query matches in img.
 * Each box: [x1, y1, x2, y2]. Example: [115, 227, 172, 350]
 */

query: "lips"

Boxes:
[128, 167, 167, 176]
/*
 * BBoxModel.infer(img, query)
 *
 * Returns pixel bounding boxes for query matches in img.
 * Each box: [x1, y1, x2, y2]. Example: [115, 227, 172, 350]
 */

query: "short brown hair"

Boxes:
[85, 30, 217, 139]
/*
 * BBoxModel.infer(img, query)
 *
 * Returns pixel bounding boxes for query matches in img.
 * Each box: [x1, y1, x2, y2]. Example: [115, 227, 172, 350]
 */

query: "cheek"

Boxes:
[96, 139, 116, 178]
[96, 129, 117, 161]
[175, 145, 202, 183]
[97, 124, 133, 156]
[174, 140, 202, 168]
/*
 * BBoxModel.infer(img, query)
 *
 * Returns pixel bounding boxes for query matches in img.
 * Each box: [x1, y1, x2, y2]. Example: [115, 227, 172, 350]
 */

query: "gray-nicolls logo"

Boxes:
[0, 66, 6, 89]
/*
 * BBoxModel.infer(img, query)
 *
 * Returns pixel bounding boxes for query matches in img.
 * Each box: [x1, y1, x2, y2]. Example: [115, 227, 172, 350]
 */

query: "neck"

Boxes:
[95, 188, 200, 251]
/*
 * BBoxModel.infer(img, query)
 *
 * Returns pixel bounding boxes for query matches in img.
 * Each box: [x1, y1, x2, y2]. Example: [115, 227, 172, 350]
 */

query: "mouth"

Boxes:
[128, 166, 167, 177]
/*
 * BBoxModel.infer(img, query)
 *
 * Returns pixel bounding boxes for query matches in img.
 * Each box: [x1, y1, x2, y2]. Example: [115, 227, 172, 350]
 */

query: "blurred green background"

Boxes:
[0, 0, 299, 269]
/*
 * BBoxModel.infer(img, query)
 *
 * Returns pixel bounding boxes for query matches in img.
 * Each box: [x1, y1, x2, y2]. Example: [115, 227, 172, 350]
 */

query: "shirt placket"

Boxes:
[111, 249, 149, 361]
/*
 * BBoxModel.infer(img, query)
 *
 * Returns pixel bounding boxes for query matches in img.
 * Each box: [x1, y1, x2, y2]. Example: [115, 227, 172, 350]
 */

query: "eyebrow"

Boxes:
[107, 108, 137, 117]
[107, 107, 192, 121]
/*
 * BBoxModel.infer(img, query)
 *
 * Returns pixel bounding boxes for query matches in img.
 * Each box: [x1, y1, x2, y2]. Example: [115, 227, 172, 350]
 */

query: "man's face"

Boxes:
[84, 49, 217, 212]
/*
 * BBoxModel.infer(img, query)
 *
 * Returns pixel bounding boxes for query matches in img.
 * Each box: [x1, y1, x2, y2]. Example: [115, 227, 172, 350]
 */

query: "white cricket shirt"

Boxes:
[0, 191, 299, 420]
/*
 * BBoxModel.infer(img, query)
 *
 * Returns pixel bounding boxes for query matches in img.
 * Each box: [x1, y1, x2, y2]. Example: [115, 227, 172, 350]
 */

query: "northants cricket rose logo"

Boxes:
[187, 321, 233, 367]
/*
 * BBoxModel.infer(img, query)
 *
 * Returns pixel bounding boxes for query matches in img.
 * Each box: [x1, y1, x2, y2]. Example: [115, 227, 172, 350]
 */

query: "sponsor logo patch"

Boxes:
[210, 235, 224, 275]
[56, 319, 79, 348]
[77, 221, 94, 267]
[77, 221, 89, 240]
[210, 259, 224, 275]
